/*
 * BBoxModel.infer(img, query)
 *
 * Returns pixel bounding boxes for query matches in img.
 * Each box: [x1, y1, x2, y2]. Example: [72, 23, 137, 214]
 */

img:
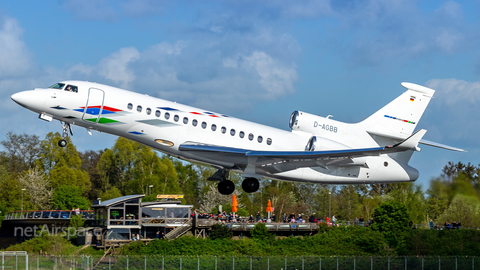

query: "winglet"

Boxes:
[390, 129, 427, 151]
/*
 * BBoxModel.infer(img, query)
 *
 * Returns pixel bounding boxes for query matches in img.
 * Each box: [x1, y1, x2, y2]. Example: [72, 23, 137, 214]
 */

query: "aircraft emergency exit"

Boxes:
[11, 81, 464, 195]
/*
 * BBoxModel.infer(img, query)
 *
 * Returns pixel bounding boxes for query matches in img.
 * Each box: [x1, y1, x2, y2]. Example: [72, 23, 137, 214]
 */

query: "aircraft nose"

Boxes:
[11, 90, 47, 111]
[11, 91, 30, 105]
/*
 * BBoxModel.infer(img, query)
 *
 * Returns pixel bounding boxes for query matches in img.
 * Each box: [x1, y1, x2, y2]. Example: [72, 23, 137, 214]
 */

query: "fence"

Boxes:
[1, 251, 28, 270]
[16, 255, 480, 270]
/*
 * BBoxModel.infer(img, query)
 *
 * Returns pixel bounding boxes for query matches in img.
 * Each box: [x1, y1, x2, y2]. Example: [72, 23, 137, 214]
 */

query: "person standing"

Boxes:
[256, 212, 260, 222]
[283, 213, 287, 223]
[332, 215, 337, 226]
[359, 216, 364, 226]
[430, 220, 434, 229]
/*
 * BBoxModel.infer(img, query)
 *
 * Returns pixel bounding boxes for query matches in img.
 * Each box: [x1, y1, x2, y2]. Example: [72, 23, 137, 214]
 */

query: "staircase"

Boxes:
[165, 219, 192, 240]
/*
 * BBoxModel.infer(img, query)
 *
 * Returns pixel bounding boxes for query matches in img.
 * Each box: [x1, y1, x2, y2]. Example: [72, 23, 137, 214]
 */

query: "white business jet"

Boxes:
[11, 81, 464, 195]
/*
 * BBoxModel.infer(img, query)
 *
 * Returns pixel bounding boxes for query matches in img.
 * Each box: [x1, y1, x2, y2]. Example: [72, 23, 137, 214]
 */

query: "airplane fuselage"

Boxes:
[12, 81, 423, 190]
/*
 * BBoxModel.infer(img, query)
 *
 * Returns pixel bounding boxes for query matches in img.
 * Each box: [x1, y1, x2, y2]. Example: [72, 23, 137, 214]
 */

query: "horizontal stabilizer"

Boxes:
[420, 139, 466, 152]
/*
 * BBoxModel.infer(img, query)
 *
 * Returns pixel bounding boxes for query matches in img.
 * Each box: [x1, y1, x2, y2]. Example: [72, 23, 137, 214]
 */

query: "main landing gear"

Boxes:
[58, 121, 73, 148]
[209, 169, 260, 195]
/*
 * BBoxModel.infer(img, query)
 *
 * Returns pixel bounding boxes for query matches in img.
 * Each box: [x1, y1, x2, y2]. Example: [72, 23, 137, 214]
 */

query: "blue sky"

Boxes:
[1, 0, 479, 188]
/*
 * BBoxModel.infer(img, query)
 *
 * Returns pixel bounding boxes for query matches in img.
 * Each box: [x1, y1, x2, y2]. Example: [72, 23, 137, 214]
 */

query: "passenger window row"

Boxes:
[127, 103, 272, 145]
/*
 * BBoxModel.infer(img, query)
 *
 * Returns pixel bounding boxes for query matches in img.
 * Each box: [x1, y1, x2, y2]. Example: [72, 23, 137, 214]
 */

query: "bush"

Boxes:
[210, 224, 233, 240]
[250, 223, 275, 241]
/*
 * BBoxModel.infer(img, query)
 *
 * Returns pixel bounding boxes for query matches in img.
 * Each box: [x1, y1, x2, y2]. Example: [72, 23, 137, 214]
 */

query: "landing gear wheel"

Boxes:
[58, 139, 67, 148]
[218, 180, 235, 195]
[242, 177, 259, 193]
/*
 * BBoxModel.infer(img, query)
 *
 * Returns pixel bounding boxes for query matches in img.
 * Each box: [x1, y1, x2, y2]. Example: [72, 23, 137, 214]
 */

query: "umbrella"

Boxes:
[266, 200, 272, 212]
[232, 194, 238, 213]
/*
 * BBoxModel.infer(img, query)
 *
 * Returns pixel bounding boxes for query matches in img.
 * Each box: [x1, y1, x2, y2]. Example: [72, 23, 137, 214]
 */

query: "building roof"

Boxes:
[92, 194, 145, 208]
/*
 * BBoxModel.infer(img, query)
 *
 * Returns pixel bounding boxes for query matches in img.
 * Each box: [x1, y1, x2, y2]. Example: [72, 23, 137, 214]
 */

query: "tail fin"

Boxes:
[361, 82, 435, 138]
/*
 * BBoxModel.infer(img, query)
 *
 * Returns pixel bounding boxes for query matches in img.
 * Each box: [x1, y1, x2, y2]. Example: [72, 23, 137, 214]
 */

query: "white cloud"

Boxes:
[97, 47, 140, 88]
[224, 51, 297, 97]
[426, 78, 480, 105]
[0, 16, 32, 79]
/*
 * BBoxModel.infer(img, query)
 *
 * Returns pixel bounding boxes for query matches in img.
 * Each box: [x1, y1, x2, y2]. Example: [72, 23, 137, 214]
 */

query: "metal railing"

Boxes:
[5, 210, 94, 220]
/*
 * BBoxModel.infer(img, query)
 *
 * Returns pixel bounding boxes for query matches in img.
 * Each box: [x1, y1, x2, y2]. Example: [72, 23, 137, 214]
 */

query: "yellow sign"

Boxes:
[156, 194, 184, 199]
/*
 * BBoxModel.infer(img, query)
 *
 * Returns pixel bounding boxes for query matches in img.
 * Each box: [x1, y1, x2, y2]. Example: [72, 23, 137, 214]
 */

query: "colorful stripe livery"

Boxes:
[384, 115, 416, 124]
[74, 106, 123, 115]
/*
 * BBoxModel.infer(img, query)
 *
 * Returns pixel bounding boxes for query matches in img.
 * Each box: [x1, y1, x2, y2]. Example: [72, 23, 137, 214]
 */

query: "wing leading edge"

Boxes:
[179, 129, 427, 169]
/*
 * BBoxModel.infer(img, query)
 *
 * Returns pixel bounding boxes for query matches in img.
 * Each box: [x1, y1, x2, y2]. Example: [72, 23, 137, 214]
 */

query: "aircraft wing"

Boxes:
[179, 129, 427, 171]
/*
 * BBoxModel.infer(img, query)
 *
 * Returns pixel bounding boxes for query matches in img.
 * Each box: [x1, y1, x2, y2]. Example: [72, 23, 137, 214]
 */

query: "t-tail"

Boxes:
[362, 82, 434, 139]
[361, 82, 464, 153]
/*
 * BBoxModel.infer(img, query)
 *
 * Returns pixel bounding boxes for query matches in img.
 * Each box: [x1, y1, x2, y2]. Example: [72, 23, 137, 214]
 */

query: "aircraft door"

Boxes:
[82, 88, 105, 123]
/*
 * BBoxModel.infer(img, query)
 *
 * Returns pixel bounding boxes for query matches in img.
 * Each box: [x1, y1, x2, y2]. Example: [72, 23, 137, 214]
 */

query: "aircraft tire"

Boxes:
[58, 139, 68, 148]
[242, 177, 259, 193]
[218, 180, 235, 195]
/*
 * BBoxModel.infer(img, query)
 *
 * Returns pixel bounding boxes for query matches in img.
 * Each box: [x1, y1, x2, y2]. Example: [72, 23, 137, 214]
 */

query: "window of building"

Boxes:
[137, 105, 142, 113]
[211, 124, 217, 131]
[155, 110, 160, 117]
[258, 136, 263, 143]
[239, 131, 245, 138]
[128, 103, 133, 110]
[201, 122, 207, 129]
[146, 108, 151, 115]
[221, 127, 226, 134]
[183, 117, 188, 124]
[174, 115, 179, 122]
[230, 129, 236, 136]
[165, 112, 170, 120]
[193, 119, 198, 126]
[248, 133, 254, 141]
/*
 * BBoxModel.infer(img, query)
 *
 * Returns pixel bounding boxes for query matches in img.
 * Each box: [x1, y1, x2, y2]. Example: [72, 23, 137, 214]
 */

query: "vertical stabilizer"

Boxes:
[362, 82, 435, 138]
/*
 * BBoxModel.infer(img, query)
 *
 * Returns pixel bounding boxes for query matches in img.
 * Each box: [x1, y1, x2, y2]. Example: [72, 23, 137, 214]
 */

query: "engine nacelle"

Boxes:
[290, 110, 346, 136]
[305, 136, 350, 151]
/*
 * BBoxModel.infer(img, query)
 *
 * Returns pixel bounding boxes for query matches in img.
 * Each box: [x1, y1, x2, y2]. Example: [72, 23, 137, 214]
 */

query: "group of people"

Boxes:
[191, 210, 277, 223]
[429, 220, 462, 230]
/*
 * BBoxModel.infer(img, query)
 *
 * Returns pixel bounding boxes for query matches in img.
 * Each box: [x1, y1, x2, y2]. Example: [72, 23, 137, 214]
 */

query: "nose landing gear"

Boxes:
[58, 121, 73, 148]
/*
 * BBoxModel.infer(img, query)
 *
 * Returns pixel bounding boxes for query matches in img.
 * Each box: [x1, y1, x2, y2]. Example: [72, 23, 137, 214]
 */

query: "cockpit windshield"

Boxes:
[49, 83, 65, 90]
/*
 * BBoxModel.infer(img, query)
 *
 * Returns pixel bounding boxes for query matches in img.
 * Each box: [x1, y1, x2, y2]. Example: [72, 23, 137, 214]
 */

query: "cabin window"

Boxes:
[230, 129, 236, 136]
[183, 117, 188, 124]
[201, 122, 207, 129]
[174, 115, 179, 122]
[155, 110, 160, 117]
[65, 85, 78, 93]
[165, 112, 170, 120]
[49, 83, 65, 90]
[267, 138, 272, 145]
[128, 103, 133, 110]
[221, 127, 226, 134]
[137, 105, 142, 113]
[146, 108, 152, 115]
[248, 133, 254, 141]
[239, 131, 245, 138]
[211, 124, 217, 131]
[258, 136, 263, 143]
[192, 119, 198, 126]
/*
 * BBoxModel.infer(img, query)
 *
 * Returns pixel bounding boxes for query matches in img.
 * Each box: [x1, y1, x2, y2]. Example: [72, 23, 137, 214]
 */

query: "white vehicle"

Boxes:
[11, 81, 464, 195]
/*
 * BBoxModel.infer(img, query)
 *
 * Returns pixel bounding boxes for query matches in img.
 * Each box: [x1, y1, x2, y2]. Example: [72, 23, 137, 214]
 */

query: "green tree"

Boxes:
[98, 186, 122, 201]
[370, 201, 410, 247]
[0, 166, 21, 211]
[250, 222, 274, 240]
[52, 185, 91, 210]
[0, 132, 41, 174]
